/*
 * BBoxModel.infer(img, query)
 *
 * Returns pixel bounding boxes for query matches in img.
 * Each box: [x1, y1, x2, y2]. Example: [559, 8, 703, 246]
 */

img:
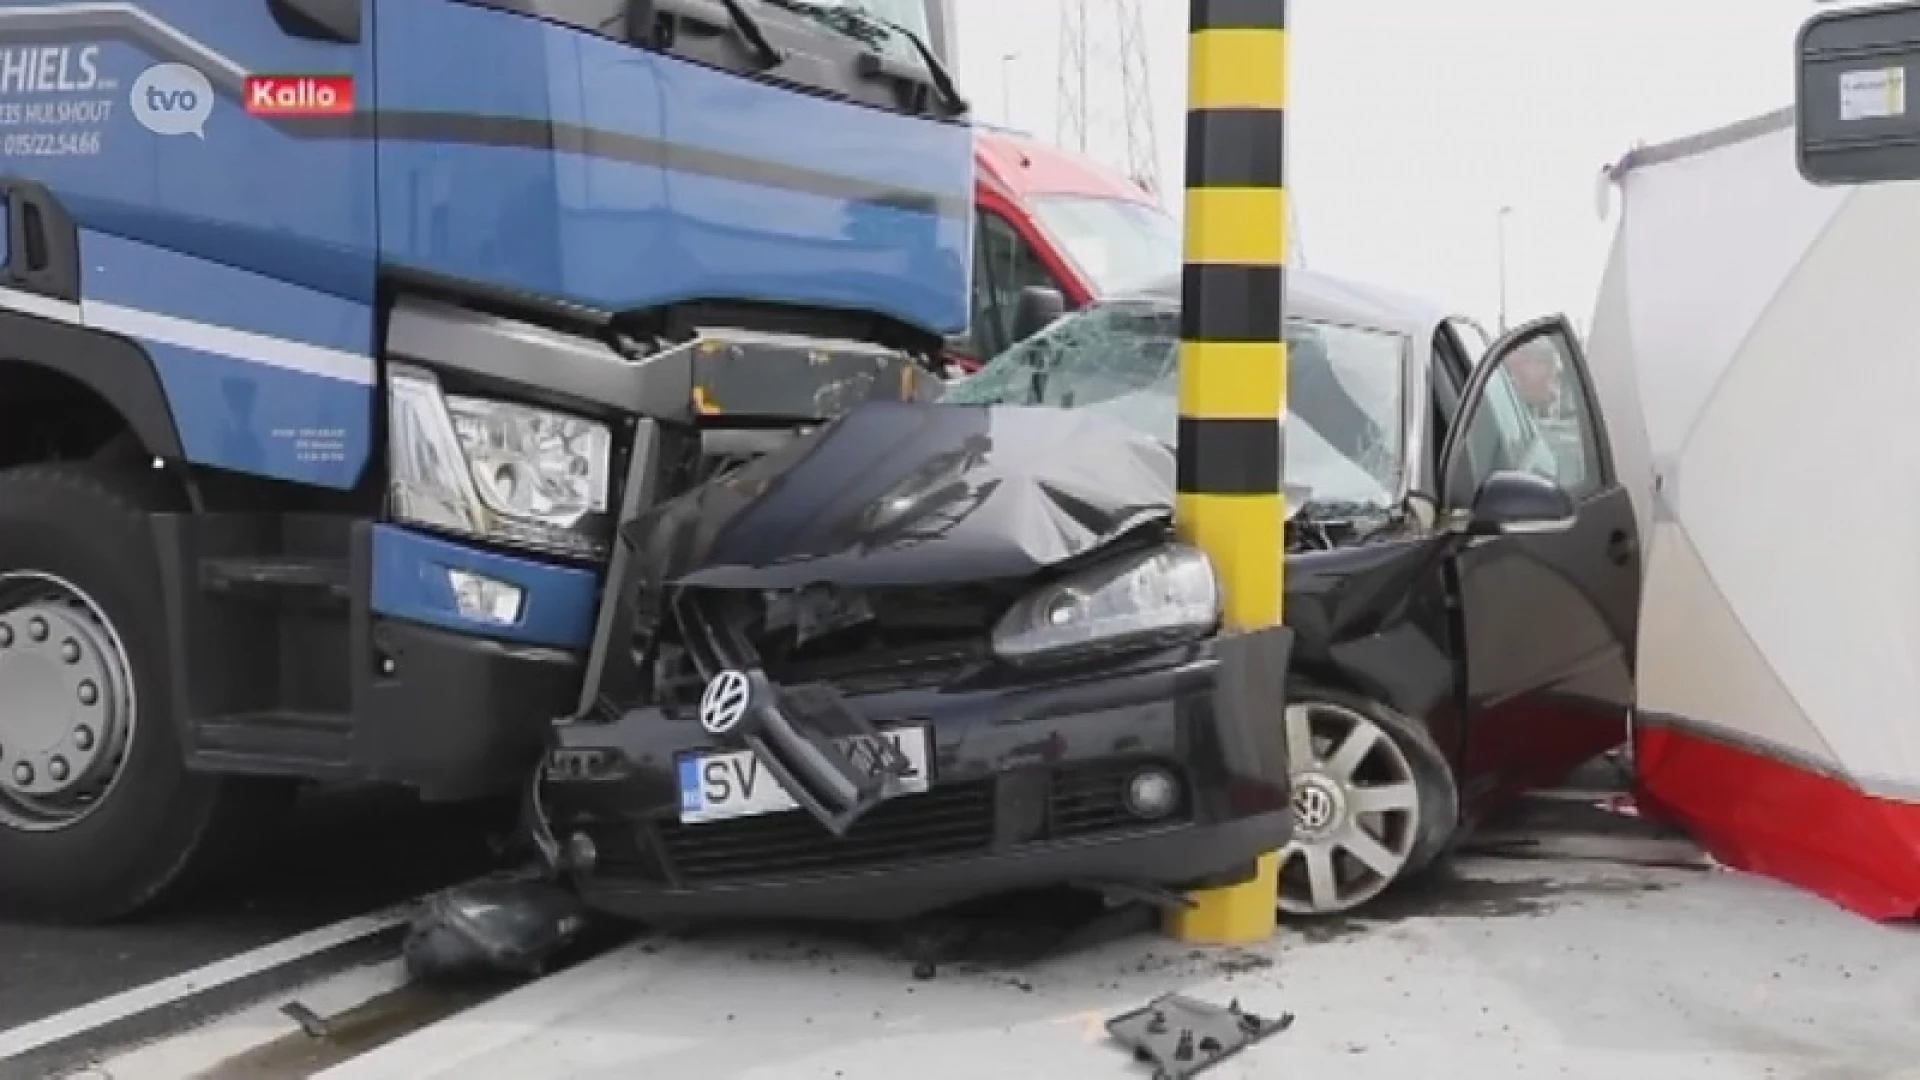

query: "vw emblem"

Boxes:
[699, 669, 752, 735]
[1292, 782, 1339, 833]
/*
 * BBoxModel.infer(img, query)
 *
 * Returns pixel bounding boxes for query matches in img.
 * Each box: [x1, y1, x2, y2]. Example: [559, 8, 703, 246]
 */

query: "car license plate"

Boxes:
[677, 726, 931, 824]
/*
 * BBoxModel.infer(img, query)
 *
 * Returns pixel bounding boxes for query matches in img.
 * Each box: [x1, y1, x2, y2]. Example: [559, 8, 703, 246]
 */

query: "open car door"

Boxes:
[1437, 315, 1643, 811]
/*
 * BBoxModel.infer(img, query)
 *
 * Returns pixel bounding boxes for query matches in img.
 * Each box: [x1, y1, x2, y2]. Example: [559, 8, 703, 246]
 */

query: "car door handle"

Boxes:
[1606, 530, 1636, 564]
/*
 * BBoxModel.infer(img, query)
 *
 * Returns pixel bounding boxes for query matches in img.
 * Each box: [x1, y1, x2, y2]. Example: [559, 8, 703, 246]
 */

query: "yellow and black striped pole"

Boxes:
[1164, 0, 1288, 945]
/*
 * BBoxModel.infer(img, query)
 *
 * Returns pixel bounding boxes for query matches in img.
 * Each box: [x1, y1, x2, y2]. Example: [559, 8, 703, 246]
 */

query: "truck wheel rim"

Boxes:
[1277, 701, 1421, 915]
[0, 571, 137, 832]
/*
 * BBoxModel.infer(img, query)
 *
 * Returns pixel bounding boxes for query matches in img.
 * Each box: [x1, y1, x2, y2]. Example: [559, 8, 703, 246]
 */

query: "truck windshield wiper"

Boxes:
[868, 13, 967, 116]
[649, 0, 784, 69]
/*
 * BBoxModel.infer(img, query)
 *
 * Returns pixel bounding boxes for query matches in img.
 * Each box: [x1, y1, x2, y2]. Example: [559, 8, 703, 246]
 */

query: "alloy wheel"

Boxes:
[1277, 699, 1422, 915]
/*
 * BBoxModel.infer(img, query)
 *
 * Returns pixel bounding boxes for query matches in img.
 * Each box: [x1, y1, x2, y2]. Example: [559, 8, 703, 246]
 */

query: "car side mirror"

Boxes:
[1011, 285, 1066, 343]
[1456, 470, 1576, 536]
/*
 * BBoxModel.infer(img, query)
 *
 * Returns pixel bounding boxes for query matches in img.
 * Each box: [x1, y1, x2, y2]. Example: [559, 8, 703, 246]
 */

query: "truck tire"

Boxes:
[0, 462, 285, 923]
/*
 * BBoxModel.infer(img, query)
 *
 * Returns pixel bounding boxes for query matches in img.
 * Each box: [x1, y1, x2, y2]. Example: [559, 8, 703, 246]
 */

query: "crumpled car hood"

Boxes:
[629, 402, 1176, 590]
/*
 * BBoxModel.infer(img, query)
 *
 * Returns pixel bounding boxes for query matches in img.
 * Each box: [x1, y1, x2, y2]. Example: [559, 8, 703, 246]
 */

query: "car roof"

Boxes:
[974, 128, 1156, 204]
[1123, 269, 1446, 339]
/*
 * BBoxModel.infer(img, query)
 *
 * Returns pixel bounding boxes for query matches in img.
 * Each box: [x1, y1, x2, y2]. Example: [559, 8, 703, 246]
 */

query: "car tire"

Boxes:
[1276, 686, 1460, 916]
[0, 462, 289, 924]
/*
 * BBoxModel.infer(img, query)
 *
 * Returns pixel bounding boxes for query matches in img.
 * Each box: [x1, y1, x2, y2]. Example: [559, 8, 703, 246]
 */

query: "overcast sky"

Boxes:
[952, 0, 1819, 329]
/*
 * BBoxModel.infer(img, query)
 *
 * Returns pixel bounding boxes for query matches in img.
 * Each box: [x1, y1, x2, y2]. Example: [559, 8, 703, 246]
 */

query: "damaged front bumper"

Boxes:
[539, 613, 1296, 923]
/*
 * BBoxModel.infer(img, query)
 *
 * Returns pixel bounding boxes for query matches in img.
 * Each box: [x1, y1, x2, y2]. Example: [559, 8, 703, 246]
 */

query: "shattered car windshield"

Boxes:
[941, 299, 1409, 514]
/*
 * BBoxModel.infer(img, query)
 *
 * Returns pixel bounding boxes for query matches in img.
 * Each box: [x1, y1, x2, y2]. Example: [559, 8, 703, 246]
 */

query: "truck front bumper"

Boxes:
[538, 626, 1295, 923]
[156, 515, 588, 802]
[352, 617, 580, 801]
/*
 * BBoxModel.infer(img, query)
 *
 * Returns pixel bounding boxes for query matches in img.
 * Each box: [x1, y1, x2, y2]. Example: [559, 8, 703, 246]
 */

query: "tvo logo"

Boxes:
[130, 63, 212, 138]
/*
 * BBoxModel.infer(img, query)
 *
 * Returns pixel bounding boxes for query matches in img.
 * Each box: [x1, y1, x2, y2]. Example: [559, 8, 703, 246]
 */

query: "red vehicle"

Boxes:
[950, 127, 1182, 369]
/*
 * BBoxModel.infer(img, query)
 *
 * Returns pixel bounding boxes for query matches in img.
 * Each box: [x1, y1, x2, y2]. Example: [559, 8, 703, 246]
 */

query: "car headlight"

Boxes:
[992, 543, 1220, 663]
[387, 363, 613, 557]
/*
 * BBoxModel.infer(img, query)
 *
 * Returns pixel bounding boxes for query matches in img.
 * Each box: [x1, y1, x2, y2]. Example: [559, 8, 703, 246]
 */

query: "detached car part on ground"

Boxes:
[531, 270, 1643, 921]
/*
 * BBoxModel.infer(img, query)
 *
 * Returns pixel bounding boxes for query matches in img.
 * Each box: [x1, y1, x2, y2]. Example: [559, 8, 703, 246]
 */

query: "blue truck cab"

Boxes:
[0, 0, 971, 922]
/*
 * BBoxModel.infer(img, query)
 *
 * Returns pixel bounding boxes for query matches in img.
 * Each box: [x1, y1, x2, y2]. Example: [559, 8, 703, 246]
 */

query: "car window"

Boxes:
[1446, 318, 1490, 367]
[969, 210, 1065, 361]
[1027, 195, 1182, 297]
[1449, 325, 1602, 503]
[1504, 332, 1605, 499]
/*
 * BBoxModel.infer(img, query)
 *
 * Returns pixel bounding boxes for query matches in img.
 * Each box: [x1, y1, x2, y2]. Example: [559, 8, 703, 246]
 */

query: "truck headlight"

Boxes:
[992, 543, 1220, 663]
[387, 364, 613, 558]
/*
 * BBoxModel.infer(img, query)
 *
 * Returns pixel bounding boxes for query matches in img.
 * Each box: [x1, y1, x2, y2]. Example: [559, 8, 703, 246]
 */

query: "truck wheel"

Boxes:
[0, 462, 282, 923]
[1276, 688, 1460, 916]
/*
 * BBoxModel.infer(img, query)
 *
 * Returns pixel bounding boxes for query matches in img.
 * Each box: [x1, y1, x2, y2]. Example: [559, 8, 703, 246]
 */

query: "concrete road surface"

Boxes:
[0, 788, 509, 1031]
[16, 782, 1920, 1079]
[306, 851, 1920, 1080]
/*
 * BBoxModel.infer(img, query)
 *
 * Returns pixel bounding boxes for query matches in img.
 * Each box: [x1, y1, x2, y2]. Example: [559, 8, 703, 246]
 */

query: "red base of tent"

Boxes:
[1635, 725, 1920, 921]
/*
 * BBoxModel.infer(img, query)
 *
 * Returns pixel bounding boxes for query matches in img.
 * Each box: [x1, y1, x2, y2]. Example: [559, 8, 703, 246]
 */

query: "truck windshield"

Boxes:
[941, 300, 1410, 514]
[799, 0, 930, 39]
[1029, 195, 1182, 297]
[761, 0, 928, 63]
[469, 1, 945, 62]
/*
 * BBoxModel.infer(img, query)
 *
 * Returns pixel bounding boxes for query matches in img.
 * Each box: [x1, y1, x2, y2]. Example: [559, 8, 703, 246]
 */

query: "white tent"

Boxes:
[1591, 108, 1920, 920]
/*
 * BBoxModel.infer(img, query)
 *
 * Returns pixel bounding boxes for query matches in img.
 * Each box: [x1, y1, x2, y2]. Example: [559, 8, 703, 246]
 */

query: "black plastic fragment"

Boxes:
[403, 875, 591, 983]
[1105, 993, 1293, 1078]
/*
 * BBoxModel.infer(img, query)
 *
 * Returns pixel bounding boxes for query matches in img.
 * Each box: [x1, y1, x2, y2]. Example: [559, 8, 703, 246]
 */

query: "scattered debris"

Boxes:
[1073, 880, 1197, 912]
[1211, 950, 1273, 976]
[1105, 993, 1292, 1078]
[882, 888, 1158, 978]
[1046, 901, 1158, 960]
[403, 875, 591, 983]
[280, 1000, 331, 1039]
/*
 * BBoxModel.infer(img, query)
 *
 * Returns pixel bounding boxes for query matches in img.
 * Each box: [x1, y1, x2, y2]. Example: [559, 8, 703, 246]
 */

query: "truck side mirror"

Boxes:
[1011, 286, 1065, 343]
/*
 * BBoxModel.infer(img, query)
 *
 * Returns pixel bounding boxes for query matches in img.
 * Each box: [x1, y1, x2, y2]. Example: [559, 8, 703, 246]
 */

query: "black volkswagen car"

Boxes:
[534, 269, 1642, 920]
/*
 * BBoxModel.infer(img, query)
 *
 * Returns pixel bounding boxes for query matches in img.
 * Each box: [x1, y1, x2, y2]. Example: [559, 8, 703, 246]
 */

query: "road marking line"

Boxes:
[313, 938, 666, 1079]
[0, 905, 413, 1059]
[81, 958, 410, 1080]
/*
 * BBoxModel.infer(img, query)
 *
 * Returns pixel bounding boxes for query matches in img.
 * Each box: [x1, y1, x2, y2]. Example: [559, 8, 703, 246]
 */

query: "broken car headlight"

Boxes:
[387, 363, 612, 558]
[992, 544, 1220, 663]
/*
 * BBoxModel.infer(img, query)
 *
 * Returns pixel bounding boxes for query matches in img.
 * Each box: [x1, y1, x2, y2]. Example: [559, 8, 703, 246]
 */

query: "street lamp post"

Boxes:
[1496, 205, 1513, 333]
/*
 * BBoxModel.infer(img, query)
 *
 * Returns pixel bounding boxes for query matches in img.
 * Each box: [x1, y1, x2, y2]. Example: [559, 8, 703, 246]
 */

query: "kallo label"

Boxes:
[244, 75, 352, 116]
